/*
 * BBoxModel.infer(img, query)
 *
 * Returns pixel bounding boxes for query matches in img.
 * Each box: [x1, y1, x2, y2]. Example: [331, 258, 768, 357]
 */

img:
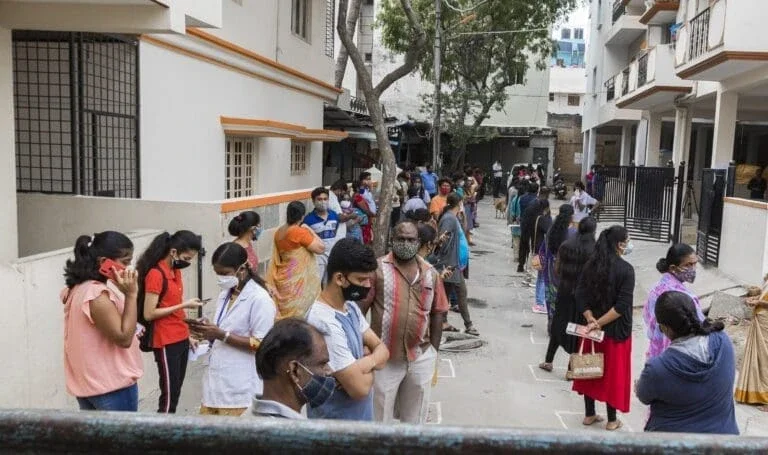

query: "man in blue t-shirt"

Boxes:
[304, 187, 340, 284]
[420, 164, 438, 198]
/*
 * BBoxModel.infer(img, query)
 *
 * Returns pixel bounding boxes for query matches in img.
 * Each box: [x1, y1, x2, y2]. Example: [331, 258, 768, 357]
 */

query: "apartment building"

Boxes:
[0, 0, 342, 408]
[584, 0, 768, 285]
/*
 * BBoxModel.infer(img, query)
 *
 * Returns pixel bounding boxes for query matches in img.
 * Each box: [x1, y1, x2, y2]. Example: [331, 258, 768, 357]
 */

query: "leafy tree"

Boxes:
[380, 0, 577, 171]
[337, 0, 427, 256]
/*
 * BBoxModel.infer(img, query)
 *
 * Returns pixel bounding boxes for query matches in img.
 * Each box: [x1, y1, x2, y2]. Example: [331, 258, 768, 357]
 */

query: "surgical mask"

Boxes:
[674, 267, 697, 284]
[621, 241, 634, 256]
[296, 363, 336, 408]
[340, 200, 351, 210]
[341, 277, 370, 301]
[172, 256, 191, 270]
[216, 274, 239, 290]
[315, 201, 328, 212]
[252, 226, 263, 241]
[391, 240, 420, 261]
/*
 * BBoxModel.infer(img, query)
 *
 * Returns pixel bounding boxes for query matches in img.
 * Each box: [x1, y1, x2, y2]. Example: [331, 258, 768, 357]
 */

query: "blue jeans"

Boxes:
[77, 383, 138, 412]
[535, 272, 546, 306]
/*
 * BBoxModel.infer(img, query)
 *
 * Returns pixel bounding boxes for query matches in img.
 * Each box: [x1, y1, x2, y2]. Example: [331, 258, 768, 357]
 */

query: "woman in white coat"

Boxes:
[188, 242, 276, 416]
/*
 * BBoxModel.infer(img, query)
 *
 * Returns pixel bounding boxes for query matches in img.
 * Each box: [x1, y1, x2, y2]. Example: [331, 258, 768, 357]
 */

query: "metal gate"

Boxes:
[595, 165, 681, 243]
[696, 167, 732, 266]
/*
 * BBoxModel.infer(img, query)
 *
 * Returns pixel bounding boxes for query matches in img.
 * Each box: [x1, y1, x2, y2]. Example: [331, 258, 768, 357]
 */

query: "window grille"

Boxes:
[12, 31, 139, 197]
[291, 142, 308, 176]
[292, 0, 311, 41]
[325, 0, 334, 58]
[568, 95, 581, 106]
[225, 136, 256, 199]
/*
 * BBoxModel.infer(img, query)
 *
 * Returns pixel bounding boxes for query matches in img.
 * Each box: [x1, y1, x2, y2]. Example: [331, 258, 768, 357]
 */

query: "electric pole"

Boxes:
[432, 0, 442, 172]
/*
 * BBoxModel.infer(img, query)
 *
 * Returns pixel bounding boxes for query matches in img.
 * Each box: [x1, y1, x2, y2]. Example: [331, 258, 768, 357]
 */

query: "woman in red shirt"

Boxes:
[137, 230, 203, 413]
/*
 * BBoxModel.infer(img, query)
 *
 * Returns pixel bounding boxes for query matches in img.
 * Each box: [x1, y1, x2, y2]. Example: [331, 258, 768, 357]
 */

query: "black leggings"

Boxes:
[153, 338, 190, 413]
[585, 396, 617, 422]
[545, 337, 559, 363]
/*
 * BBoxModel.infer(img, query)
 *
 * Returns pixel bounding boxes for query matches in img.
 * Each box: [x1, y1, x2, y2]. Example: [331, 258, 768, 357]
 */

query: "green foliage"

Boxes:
[380, 0, 576, 168]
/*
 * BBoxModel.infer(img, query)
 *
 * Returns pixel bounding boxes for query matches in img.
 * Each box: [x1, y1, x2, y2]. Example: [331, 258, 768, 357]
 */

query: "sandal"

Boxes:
[538, 362, 554, 372]
[465, 327, 480, 336]
[606, 420, 623, 431]
[443, 324, 460, 332]
[582, 415, 604, 426]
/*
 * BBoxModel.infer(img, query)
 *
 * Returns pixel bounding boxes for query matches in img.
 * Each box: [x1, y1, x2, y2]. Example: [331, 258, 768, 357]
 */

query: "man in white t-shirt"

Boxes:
[492, 160, 504, 198]
[571, 180, 599, 223]
[305, 239, 389, 421]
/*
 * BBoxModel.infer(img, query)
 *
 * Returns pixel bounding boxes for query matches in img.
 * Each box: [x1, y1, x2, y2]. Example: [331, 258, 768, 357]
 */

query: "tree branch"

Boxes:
[373, 0, 426, 98]
[334, 0, 362, 89]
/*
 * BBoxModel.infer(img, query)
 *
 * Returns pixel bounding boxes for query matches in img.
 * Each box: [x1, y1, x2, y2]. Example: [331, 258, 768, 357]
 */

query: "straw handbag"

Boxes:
[570, 338, 604, 380]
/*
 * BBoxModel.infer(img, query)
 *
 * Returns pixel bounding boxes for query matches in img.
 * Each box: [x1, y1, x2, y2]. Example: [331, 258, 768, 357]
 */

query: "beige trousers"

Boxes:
[374, 346, 437, 424]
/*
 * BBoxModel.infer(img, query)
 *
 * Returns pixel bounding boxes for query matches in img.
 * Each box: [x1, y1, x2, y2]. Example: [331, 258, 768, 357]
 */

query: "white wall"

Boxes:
[719, 199, 768, 285]
[549, 66, 586, 115]
[0, 28, 17, 261]
[484, 64, 550, 128]
[139, 42, 324, 201]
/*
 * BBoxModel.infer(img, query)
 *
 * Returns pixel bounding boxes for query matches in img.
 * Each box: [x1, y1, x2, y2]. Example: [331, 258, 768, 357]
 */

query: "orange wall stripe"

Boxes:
[140, 36, 337, 102]
[187, 28, 343, 95]
[221, 190, 313, 213]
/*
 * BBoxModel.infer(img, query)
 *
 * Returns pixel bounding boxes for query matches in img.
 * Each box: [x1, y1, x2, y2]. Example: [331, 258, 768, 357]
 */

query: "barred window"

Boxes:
[325, 0, 334, 58]
[291, 142, 308, 176]
[291, 0, 311, 42]
[568, 95, 581, 106]
[225, 136, 257, 199]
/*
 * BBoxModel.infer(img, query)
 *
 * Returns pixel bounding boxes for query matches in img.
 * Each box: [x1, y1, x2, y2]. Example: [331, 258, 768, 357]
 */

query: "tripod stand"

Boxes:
[682, 181, 699, 218]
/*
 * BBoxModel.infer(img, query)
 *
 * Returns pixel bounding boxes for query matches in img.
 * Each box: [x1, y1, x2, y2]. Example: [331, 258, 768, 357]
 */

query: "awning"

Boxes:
[346, 130, 377, 141]
[220, 117, 348, 142]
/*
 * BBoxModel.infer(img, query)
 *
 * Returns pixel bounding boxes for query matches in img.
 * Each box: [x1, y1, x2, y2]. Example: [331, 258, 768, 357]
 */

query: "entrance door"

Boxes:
[697, 169, 726, 266]
[532, 148, 549, 179]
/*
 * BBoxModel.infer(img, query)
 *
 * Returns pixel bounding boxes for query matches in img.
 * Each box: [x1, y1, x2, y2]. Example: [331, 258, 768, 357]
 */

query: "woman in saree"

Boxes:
[735, 277, 768, 411]
[266, 201, 324, 319]
[352, 182, 374, 245]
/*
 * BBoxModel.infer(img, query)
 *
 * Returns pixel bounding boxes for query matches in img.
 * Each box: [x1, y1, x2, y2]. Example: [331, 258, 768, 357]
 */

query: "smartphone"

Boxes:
[99, 258, 124, 280]
[201, 298, 212, 304]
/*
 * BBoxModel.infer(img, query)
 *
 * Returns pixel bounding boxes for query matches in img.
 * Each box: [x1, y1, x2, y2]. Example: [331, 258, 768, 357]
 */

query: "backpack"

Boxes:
[137, 267, 168, 353]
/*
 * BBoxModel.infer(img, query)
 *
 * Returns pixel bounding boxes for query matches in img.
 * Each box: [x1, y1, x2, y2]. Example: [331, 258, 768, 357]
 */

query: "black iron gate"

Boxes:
[596, 165, 682, 243]
[696, 166, 734, 266]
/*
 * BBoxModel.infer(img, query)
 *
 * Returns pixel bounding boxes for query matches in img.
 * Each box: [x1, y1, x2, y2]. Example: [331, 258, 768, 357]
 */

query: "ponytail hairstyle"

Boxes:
[547, 203, 574, 255]
[655, 290, 724, 339]
[656, 243, 695, 274]
[580, 225, 628, 311]
[439, 192, 462, 220]
[211, 242, 267, 291]
[136, 230, 202, 281]
[286, 201, 307, 225]
[417, 223, 437, 248]
[64, 231, 134, 288]
[228, 211, 261, 237]
[578, 216, 597, 236]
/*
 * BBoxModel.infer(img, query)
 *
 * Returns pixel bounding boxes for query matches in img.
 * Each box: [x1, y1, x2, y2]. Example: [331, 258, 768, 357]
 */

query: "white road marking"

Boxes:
[528, 331, 548, 345]
[554, 410, 582, 430]
[426, 401, 443, 425]
[527, 364, 564, 383]
[438, 358, 456, 378]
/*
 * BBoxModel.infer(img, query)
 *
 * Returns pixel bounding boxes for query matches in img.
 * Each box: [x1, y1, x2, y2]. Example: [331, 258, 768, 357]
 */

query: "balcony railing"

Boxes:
[612, 0, 626, 23]
[688, 7, 710, 61]
[605, 76, 616, 101]
[621, 67, 630, 96]
[348, 96, 387, 117]
[637, 52, 649, 87]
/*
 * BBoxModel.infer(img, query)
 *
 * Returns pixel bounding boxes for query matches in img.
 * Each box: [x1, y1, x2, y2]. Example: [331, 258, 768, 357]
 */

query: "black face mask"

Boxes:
[341, 277, 370, 301]
[172, 259, 191, 270]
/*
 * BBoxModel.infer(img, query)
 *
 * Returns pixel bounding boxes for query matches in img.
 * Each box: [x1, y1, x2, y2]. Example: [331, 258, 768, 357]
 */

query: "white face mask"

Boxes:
[340, 200, 351, 209]
[216, 274, 239, 290]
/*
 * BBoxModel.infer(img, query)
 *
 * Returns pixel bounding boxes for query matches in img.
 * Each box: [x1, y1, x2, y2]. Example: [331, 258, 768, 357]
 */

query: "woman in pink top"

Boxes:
[62, 231, 144, 411]
[229, 211, 262, 271]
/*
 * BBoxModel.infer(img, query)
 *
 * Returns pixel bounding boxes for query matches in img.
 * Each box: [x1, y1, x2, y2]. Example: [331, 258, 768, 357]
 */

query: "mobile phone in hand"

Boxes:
[98, 258, 125, 280]
[200, 298, 212, 304]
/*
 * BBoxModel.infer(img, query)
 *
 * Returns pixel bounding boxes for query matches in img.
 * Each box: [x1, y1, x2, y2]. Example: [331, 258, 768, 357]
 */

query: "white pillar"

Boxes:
[672, 106, 692, 180]
[620, 124, 633, 166]
[0, 28, 18, 262]
[645, 112, 663, 167]
[582, 128, 597, 178]
[634, 118, 648, 165]
[711, 90, 738, 169]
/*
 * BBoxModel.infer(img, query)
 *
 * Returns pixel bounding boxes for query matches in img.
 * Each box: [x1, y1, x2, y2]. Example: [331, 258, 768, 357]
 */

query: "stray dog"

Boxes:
[494, 198, 506, 218]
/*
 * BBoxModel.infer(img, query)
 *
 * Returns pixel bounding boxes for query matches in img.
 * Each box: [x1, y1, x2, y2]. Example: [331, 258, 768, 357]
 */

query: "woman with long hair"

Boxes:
[266, 201, 324, 319]
[644, 243, 704, 360]
[572, 225, 635, 431]
[541, 217, 598, 377]
[523, 198, 552, 314]
[735, 275, 768, 412]
[537, 204, 577, 373]
[636, 291, 738, 434]
[136, 230, 203, 413]
[62, 231, 143, 411]
[188, 242, 277, 416]
[228, 211, 262, 271]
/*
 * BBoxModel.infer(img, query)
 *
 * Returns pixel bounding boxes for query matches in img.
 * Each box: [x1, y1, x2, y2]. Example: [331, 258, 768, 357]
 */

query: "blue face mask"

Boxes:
[297, 363, 336, 408]
[252, 226, 263, 241]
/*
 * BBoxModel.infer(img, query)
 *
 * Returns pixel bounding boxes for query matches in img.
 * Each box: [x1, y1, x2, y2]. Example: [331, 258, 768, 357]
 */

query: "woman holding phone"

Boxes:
[137, 230, 203, 414]
[62, 231, 143, 411]
[188, 242, 277, 416]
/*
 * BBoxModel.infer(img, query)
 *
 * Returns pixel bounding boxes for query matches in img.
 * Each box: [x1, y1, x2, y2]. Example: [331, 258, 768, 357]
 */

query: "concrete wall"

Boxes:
[139, 41, 324, 201]
[719, 199, 768, 285]
[0, 28, 17, 262]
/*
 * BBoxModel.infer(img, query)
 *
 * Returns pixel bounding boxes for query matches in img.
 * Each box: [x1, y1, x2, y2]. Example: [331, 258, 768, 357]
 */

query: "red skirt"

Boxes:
[572, 335, 632, 413]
